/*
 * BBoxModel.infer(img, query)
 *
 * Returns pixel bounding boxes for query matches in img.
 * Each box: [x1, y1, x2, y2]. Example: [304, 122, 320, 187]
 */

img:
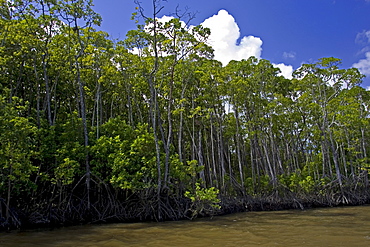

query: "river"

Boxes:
[1, 205, 370, 246]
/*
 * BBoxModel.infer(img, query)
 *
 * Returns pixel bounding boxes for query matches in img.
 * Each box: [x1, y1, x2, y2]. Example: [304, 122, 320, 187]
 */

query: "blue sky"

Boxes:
[92, 0, 370, 88]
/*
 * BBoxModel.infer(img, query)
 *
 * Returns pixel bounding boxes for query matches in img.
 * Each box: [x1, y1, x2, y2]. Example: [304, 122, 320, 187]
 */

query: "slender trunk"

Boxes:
[93, 82, 101, 139]
[340, 144, 348, 178]
[32, 55, 41, 128]
[361, 127, 367, 158]
[164, 76, 173, 186]
[163, 31, 179, 184]
[210, 114, 218, 187]
[217, 115, 226, 191]
[328, 129, 342, 187]
[76, 56, 91, 209]
[234, 109, 245, 190]
[42, 54, 53, 126]
[121, 68, 134, 126]
[71, 13, 91, 209]
[149, 76, 162, 194]
[6, 166, 12, 222]
[198, 129, 206, 182]
[249, 138, 256, 192]
[178, 85, 186, 163]
[126, 84, 134, 126]
[262, 138, 276, 186]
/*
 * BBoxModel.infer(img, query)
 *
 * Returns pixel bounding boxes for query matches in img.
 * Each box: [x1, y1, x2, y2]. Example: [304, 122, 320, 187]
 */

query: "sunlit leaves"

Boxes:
[0, 95, 38, 194]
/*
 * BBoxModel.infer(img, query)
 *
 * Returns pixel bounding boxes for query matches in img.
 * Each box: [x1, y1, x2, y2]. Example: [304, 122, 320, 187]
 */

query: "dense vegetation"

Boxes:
[1, 0, 369, 230]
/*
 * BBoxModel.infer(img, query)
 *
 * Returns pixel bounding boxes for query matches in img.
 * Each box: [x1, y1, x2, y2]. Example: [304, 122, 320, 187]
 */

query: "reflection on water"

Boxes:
[1, 205, 370, 247]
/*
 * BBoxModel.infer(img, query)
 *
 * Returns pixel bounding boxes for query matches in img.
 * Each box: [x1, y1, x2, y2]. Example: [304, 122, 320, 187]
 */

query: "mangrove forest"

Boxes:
[0, 0, 369, 230]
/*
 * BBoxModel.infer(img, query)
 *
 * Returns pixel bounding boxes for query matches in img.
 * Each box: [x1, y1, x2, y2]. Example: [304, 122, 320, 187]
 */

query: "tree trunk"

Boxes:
[234, 109, 245, 191]
[42, 54, 53, 126]
[75, 55, 91, 210]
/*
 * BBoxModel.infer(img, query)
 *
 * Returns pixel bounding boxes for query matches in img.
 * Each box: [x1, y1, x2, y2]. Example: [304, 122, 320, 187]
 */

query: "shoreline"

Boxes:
[2, 187, 369, 232]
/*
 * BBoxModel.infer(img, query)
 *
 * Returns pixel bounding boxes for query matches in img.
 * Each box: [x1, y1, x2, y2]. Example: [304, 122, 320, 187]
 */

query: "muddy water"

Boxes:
[1, 205, 370, 247]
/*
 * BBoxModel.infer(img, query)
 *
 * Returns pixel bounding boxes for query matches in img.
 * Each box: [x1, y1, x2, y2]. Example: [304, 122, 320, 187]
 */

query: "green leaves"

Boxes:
[109, 124, 158, 190]
[185, 182, 221, 219]
[52, 158, 79, 185]
[0, 95, 38, 194]
[185, 182, 220, 205]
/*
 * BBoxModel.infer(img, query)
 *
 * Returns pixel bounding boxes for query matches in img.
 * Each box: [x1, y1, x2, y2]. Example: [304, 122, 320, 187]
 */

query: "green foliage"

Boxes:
[185, 182, 221, 218]
[279, 172, 317, 193]
[0, 94, 38, 195]
[90, 117, 135, 180]
[299, 176, 316, 193]
[54, 112, 86, 174]
[52, 158, 79, 186]
[185, 183, 220, 206]
[109, 124, 158, 190]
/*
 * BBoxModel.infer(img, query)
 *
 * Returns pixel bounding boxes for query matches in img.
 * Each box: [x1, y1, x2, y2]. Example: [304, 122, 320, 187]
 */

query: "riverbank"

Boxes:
[220, 187, 370, 215]
[1, 184, 369, 232]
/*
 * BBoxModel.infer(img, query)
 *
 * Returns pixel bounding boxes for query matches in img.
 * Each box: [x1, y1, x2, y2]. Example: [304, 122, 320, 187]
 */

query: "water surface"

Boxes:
[1, 205, 370, 246]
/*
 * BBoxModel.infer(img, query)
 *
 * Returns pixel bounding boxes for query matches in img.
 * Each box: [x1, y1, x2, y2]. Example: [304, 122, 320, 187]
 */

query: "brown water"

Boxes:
[1, 205, 370, 247]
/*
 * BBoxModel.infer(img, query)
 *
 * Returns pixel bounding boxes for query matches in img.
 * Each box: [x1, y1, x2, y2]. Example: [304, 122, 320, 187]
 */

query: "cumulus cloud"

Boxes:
[200, 9, 262, 66]
[134, 10, 295, 79]
[353, 52, 370, 75]
[199, 10, 294, 79]
[273, 63, 294, 79]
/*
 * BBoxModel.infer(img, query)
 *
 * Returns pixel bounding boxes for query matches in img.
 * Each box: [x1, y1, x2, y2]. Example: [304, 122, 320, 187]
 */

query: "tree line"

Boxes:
[0, 0, 369, 230]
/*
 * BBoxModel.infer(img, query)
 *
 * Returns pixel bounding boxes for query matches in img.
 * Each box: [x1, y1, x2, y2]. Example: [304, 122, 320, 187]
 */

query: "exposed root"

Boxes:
[1, 182, 369, 231]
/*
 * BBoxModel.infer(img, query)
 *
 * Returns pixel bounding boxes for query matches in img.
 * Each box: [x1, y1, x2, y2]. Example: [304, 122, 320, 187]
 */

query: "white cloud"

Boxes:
[134, 10, 295, 80]
[273, 63, 294, 79]
[146, 15, 187, 34]
[157, 15, 175, 23]
[353, 52, 370, 75]
[130, 15, 188, 56]
[283, 51, 296, 60]
[355, 30, 370, 45]
[201, 9, 262, 66]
